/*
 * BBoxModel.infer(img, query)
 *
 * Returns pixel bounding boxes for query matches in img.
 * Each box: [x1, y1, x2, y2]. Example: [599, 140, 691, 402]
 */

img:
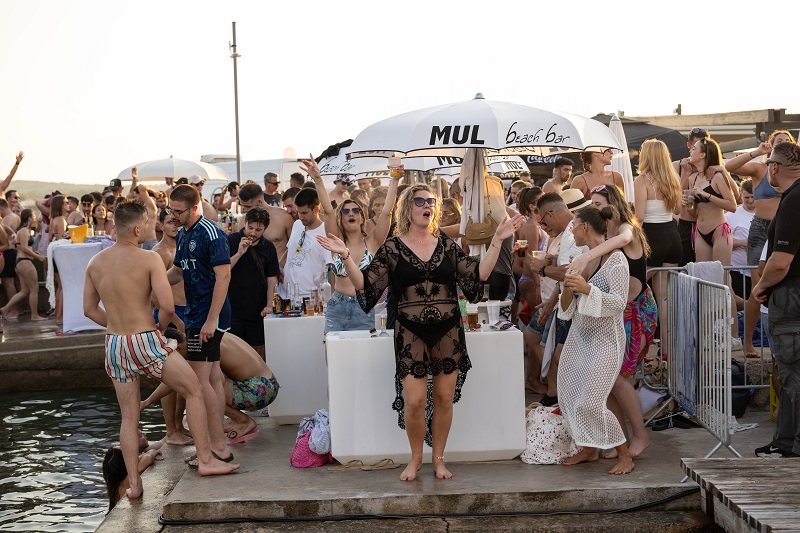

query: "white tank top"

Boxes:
[644, 199, 673, 223]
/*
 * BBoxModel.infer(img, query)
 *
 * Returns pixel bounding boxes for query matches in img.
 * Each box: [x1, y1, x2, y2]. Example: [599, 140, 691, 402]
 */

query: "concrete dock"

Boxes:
[97, 403, 775, 532]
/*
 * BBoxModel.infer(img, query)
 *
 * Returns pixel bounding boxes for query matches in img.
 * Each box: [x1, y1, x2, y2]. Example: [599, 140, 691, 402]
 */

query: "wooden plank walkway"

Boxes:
[682, 457, 800, 533]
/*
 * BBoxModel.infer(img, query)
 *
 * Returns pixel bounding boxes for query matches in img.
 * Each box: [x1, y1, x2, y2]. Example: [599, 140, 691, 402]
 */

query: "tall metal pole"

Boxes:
[230, 22, 242, 184]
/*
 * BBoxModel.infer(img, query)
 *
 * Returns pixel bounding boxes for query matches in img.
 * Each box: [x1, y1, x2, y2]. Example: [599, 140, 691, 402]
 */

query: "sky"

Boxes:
[1, 0, 796, 185]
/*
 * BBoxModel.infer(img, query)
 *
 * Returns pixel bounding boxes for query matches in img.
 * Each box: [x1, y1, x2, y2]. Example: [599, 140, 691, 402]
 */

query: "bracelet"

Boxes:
[490, 241, 501, 250]
[750, 152, 757, 159]
[14, 162, 19, 166]
[539, 265, 547, 278]
[341, 248, 351, 261]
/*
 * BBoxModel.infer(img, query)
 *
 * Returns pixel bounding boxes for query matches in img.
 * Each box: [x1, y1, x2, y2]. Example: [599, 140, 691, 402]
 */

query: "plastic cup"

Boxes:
[531, 250, 546, 259]
[487, 300, 501, 324]
[516, 240, 528, 258]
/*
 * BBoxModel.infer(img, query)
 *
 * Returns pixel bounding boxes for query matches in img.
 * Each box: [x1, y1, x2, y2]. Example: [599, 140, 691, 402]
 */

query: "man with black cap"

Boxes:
[329, 175, 351, 209]
[109, 178, 124, 198]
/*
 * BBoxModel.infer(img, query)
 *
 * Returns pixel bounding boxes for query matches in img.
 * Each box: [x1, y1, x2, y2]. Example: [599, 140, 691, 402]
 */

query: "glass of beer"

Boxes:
[466, 304, 479, 331]
[516, 239, 528, 258]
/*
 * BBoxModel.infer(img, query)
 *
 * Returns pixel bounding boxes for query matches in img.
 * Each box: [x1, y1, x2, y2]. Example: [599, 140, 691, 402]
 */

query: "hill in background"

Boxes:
[12, 181, 108, 204]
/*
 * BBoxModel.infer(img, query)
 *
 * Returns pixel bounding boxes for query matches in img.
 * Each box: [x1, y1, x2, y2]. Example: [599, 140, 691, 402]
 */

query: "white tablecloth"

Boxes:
[326, 329, 526, 464]
[263, 315, 327, 424]
[52, 242, 104, 332]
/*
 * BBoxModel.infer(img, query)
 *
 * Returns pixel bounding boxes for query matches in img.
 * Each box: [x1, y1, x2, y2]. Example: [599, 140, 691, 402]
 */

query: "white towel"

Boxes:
[686, 261, 724, 285]
[46, 239, 72, 309]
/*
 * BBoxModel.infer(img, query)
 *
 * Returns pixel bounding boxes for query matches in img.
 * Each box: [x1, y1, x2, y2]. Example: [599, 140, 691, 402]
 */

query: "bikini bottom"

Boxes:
[694, 222, 731, 248]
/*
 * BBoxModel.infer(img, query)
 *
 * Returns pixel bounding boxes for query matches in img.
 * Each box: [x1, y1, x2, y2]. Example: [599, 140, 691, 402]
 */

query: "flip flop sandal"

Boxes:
[226, 428, 260, 445]
[186, 451, 235, 469]
[327, 460, 364, 472]
[361, 459, 401, 471]
[55, 330, 77, 337]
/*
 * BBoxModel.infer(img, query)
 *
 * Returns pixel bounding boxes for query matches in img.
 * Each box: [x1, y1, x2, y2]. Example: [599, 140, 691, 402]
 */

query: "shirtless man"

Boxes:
[126, 167, 160, 250]
[542, 158, 573, 194]
[237, 183, 293, 269]
[329, 175, 351, 208]
[151, 209, 192, 446]
[142, 330, 279, 444]
[83, 201, 238, 501]
[67, 194, 94, 226]
[1, 195, 21, 230]
[188, 175, 219, 221]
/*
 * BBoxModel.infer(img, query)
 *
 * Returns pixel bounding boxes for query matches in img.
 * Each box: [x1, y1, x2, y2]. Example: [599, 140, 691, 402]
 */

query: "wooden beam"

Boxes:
[627, 109, 782, 128]
[719, 138, 761, 153]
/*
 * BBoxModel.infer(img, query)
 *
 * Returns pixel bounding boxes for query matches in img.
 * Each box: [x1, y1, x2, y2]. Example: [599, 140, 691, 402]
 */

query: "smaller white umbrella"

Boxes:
[608, 115, 635, 204]
[117, 156, 230, 182]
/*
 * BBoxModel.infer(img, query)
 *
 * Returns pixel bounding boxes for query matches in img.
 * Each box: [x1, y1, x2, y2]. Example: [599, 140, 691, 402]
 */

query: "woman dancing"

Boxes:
[317, 184, 523, 481]
[303, 158, 400, 334]
[559, 205, 633, 475]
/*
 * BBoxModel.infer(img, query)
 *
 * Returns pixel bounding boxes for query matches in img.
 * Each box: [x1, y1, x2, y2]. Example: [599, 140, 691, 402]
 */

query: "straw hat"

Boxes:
[560, 188, 591, 212]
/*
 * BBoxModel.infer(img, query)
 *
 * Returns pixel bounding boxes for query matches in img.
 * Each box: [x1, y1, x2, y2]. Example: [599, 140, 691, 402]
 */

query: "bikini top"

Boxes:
[753, 169, 780, 200]
[623, 249, 647, 299]
[702, 184, 723, 200]
[331, 238, 373, 277]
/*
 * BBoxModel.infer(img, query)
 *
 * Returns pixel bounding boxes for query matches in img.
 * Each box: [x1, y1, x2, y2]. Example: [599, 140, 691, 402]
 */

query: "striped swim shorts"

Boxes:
[105, 330, 173, 383]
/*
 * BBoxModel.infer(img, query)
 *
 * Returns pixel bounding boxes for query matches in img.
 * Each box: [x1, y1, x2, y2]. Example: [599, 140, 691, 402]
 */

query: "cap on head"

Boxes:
[109, 178, 122, 191]
[175, 177, 189, 185]
[560, 188, 592, 212]
[334, 174, 352, 185]
[188, 175, 205, 185]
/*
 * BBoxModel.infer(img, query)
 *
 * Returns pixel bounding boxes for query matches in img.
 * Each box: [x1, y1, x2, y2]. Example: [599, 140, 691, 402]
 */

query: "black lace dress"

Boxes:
[356, 234, 483, 445]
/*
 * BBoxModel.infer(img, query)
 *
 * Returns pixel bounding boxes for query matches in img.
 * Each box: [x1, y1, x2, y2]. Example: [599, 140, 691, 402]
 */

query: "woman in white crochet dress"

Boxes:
[559, 205, 633, 475]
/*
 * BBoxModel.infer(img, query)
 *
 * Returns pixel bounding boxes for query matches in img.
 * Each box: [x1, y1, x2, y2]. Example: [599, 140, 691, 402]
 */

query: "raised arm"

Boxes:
[127, 167, 139, 199]
[0, 151, 24, 195]
[568, 223, 633, 274]
[368, 171, 402, 249]
[725, 141, 771, 178]
[301, 156, 339, 237]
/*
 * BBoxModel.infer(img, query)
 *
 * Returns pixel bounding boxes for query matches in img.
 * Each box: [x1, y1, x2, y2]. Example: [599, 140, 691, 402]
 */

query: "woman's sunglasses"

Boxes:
[341, 207, 361, 215]
[413, 197, 437, 207]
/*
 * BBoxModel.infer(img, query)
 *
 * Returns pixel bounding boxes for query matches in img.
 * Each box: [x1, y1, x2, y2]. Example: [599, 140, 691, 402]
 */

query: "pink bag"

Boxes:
[290, 432, 333, 468]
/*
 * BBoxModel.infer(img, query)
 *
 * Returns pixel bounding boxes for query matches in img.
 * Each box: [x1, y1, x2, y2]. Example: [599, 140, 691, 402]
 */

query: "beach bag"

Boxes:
[520, 406, 578, 465]
[464, 170, 498, 246]
[290, 432, 333, 468]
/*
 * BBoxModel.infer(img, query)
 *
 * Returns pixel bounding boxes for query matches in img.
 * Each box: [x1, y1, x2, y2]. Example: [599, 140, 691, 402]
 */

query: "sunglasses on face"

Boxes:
[266, 181, 279, 186]
[766, 159, 783, 167]
[341, 207, 361, 216]
[590, 185, 608, 194]
[413, 197, 437, 207]
[601, 149, 614, 156]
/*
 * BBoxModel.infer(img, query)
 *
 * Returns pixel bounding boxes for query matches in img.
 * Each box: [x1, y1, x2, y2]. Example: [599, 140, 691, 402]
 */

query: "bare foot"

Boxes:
[628, 437, 650, 459]
[601, 449, 618, 459]
[562, 447, 599, 465]
[30, 315, 48, 322]
[224, 416, 257, 441]
[525, 380, 548, 395]
[400, 459, 422, 481]
[745, 344, 759, 359]
[165, 431, 194, 446]
[608, 455, 634, 475]
[197, 456, 240, 476]
[432, 461, 453, 479]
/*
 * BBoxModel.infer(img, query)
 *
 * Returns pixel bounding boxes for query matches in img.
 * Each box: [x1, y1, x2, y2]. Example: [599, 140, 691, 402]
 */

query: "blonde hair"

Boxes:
[368, 186, 388, 219]
[335, 199, 367, 244]
[394, 184, 440, 237]
[638, 139, 681, 213]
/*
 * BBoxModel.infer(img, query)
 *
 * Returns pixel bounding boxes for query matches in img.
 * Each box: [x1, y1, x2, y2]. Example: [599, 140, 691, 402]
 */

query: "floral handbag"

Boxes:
[520, 405, 578, 465]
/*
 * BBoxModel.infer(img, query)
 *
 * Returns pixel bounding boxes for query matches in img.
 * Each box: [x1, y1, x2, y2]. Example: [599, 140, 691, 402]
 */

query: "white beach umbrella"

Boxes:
[117, 156, 230, 182]
[608, 115, 635, 204]
[347, 93, 621, 159]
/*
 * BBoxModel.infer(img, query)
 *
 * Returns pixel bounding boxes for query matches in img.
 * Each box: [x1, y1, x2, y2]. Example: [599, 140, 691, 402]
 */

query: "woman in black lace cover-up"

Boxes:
[317, 182, 524, 481]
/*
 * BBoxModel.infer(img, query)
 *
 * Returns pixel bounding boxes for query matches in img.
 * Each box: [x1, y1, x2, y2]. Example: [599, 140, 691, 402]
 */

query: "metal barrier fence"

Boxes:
[668, 271, 742, 480]
[642, 264, 771, 397]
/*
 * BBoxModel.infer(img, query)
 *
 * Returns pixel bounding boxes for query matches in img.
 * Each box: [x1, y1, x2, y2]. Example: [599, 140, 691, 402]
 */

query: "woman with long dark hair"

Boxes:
[316, 182, 524, 481]
[571, 149, 625, 200]
[560, 205, 633, 475]
[0, 210, 47, 322]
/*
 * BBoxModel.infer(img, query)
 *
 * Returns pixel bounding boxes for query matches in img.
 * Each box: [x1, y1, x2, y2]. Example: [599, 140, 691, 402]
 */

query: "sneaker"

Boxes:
[782, 450, 799, 458]
[755, 443, 784, 458]
[731, 337, 743, 349]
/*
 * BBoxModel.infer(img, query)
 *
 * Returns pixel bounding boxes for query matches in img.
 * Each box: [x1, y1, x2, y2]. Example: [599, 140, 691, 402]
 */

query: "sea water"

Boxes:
[0, 389, 165, 532]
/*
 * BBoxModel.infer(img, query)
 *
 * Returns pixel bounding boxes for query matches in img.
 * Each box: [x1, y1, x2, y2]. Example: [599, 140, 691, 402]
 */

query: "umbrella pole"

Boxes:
[230, 21, 243, 184]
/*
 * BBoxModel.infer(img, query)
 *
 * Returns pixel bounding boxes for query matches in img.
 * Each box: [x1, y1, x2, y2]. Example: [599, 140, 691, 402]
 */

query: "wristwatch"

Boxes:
[539, 265, 547, 278]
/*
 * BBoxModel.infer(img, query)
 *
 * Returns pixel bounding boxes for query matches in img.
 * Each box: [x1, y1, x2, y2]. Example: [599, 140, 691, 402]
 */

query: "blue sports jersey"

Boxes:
[174, 216, 232, 330]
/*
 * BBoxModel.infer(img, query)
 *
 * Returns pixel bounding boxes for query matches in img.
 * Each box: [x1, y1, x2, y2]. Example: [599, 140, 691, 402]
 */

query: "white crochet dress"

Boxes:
[557, 250, 629, 449]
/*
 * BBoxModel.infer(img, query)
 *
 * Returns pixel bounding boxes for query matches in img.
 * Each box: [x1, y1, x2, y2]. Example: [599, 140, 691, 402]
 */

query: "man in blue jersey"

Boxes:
[166, 185, 236, 466]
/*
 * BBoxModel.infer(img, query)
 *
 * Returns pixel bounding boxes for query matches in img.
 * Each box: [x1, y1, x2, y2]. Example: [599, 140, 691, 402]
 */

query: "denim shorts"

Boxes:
[324, 291, 376, 334]
[554, 317, 572, 345]
[526, 308, 554, 347]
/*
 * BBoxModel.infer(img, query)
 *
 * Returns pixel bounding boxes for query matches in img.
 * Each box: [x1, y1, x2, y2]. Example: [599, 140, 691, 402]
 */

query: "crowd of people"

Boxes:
[3, 128, 800, 505]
